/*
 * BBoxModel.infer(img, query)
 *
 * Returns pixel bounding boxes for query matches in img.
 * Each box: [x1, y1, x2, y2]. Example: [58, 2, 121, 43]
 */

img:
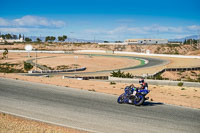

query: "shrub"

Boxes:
[177, 82, 184, 87]
[181, 88, 185, 90]
[154, 74, 163, 80]
[0, 63, 24, 73]
[110, 70, 134, 78]
[24, 62, 33, 71]
[110, 81, 116, 85]
[88, 89, 96, 92]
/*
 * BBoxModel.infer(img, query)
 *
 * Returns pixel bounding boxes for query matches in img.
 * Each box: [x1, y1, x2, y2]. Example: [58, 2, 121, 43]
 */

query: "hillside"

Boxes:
[0, 43, 200, 55]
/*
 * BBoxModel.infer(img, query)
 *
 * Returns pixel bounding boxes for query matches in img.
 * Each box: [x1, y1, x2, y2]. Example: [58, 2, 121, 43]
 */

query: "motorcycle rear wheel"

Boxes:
[133, 94, 145, 106]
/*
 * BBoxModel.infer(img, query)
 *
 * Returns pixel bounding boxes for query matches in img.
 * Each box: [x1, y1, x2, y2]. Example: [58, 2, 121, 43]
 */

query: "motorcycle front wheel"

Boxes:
[117, 94, 125, 104]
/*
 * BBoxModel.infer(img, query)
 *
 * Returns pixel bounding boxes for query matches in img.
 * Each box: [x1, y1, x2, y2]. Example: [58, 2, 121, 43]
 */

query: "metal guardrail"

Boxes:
[63, 75, 108, 80]
[29, 67, 86, 73]
[150, 67, 200, 78]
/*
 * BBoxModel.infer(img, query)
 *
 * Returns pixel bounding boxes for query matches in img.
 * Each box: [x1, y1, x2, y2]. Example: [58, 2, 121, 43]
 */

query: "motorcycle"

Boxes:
[117, 86, 150, 106]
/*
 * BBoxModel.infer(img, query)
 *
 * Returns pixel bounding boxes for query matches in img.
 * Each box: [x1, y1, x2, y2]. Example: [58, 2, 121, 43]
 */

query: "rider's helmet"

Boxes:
[139, 78, 144, 85]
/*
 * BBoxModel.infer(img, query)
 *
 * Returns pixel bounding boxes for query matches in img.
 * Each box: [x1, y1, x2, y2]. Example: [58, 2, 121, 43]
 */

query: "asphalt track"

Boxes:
[26, 54, 168, 76]
[0, 78, 199, 133]
[59, 54, 168, 75]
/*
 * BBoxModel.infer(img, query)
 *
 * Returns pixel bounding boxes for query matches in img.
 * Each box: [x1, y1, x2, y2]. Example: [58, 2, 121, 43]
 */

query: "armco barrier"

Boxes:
[108, 77, 200, 87]
[63, 76, 108, 80]
[29, 67, 86, 73]
[150, 67, 200, 78]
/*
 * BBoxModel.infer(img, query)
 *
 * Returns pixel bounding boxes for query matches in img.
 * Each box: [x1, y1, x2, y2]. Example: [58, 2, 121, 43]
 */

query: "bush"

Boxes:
[0, 63, 24, 73]
[167, 44, 180, 47]
[110, 81, 116, 85]
[177, 82, 184, 87]
[110, 70, 134, 78]
[24, 62, 33, 71]
[181, 88, 186, 90]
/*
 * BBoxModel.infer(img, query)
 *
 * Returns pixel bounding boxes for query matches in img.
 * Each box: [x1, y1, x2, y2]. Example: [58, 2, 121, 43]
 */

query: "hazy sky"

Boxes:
[0, 0, 200, 41]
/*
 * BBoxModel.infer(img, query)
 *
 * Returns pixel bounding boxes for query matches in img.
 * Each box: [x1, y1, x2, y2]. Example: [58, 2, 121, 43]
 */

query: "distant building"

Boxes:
[124, 39, 168, 45]
[98, 42, 128, 45]
[0, 37, 24, 43]
[98, 39, 168, 45]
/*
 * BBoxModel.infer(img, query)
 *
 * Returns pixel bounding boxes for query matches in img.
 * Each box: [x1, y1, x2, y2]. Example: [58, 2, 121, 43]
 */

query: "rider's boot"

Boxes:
[128, 99, 132, 103]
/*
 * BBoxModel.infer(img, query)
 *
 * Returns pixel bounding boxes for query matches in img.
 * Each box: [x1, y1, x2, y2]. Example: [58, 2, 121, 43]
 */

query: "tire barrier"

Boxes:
[29, 67, 86, 73]
[63, 75, 108, 80]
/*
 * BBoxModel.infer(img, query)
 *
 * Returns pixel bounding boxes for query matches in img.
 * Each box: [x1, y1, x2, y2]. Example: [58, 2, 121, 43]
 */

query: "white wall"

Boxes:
[0, 38, 24, 43]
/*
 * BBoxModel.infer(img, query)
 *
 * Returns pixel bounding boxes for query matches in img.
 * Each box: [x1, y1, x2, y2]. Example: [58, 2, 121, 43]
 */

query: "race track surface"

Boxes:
[0, 78, 199, 133]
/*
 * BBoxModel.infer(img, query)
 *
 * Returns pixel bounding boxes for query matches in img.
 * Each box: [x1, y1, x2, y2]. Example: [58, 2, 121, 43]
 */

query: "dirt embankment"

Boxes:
[0, 43, 200, 55]
[161, 70, 200, 82]
[0, 112, 88, 133]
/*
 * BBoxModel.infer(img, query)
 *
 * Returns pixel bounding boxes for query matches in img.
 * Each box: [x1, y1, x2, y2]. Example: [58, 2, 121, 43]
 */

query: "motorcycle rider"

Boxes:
[127, 78, 148, 103]
[139, 78, 148, 90]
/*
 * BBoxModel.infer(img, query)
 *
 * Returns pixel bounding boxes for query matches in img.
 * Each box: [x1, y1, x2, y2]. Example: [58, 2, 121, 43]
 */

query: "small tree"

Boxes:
[19, 34, 22, 39]
[5, 34, 12, 39]
[63, 35, 67, 41]
[115, 41, 122, 43]
[2, 48, 8, 59]
[36, 38, 42, 43]
[58, 35, 67, 42]
[51, 36, 56, 42]
[45, 36, 50, 42]
[25, 37, 32, 42]
[45, 36, 56, 42]
[58, 36, 63, 42]
[1, 34, 6, 39]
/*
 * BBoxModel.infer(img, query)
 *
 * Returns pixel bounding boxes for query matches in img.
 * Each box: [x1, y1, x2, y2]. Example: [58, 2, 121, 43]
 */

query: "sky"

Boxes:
[0, 0, 200, 41]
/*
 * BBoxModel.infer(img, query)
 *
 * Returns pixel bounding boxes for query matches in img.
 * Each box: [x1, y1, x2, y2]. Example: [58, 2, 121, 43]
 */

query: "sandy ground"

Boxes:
[162, 70, 200, 81]
[0, 112, 88, 133]
[0, 53, 140, 72]
[36, 54, 140, 72]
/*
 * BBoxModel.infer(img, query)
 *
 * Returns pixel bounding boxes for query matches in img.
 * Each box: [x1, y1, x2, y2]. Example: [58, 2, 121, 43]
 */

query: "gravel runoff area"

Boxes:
[0, 112, 88, 133]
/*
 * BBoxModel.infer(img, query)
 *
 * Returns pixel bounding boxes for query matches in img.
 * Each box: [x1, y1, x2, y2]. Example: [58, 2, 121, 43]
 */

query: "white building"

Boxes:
[0, 37, 24, 43]
[124, 39, 168, 45]
[98, 42, 128, 45]
[98, 39, 168, 45]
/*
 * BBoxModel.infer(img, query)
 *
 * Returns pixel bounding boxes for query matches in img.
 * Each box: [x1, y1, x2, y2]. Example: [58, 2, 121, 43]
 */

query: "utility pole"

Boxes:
[35, 49, 37, 71]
